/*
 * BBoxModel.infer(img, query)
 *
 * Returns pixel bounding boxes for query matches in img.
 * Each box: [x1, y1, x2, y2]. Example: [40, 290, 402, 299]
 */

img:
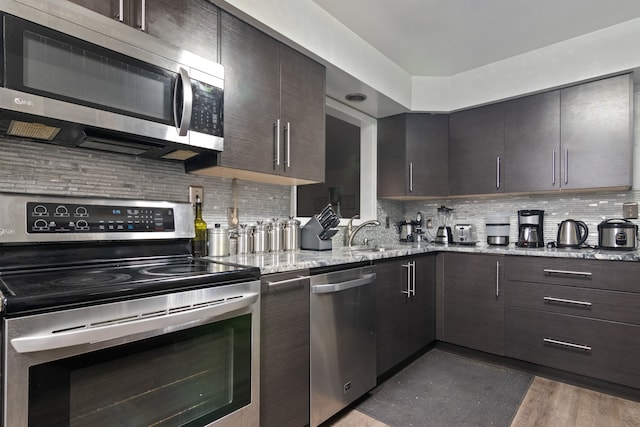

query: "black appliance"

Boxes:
[517, 209, 544, 248]
[0, 192, 260, 427]
[0, 0, 223, 161]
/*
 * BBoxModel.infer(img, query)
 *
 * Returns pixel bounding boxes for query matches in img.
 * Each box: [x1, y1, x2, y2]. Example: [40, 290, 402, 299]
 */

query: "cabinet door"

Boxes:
[143, 0, 218, 62]
[504, 91, 560, 192]
[560, 74, 632, 190]
[374, 258, 409, 376]
[67, 0, 128, 23]
[261, 271, 310, 427]
[406, 114, 449, 197]
[407, 255, 436, 355]
[280, 45, 326, 183]
[449, 103, 505, 195]
[377, 114, 449, 198]
[377, 114, 408, 198]
[219, 11, 281, 175]
[442, 253, 504, 355]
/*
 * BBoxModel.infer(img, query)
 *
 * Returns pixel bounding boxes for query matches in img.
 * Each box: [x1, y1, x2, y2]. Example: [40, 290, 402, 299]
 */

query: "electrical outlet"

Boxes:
[623, 202, 638, 219]
[189, 186, 204, 204]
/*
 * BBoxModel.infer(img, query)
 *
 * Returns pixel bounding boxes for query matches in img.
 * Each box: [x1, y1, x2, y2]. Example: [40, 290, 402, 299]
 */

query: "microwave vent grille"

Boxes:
[8, 120, 61, 141]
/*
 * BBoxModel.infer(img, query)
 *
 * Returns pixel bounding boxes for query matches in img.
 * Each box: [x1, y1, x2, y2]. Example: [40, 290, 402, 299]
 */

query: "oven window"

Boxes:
[28, 314, 252, 427]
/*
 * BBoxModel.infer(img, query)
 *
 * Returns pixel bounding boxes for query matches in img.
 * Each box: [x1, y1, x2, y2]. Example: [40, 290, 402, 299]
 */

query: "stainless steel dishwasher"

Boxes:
[310, 265, 377, 427]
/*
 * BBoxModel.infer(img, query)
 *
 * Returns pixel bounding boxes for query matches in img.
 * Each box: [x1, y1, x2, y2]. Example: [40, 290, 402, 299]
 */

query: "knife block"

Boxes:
[301, 216, 337, 250]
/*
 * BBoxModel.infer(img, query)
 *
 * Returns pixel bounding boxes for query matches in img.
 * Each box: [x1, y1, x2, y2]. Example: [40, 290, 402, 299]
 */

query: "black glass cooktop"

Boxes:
[0, 257, 260, 315]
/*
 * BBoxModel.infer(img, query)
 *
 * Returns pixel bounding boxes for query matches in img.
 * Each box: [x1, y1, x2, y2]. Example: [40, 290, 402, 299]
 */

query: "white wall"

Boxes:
[215, 0, 640, 113]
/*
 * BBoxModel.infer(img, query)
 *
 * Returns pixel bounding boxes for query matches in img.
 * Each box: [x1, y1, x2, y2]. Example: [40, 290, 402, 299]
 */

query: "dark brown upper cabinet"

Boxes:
[378, 113, 449, 199]
[187, 11, 326, 186]
[449, 103, 505, 196]
[67, 0, 219, 62]
[559, 73, 632, 190]
[504, 90, 561, 193]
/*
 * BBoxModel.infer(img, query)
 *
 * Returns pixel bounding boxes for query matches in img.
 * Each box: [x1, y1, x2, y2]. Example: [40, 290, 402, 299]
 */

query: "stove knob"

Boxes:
[55, 205, 69, 217]
[32, 204, 48, 216]
[75, 206, 88, 217]
[33, 219, 49, 231]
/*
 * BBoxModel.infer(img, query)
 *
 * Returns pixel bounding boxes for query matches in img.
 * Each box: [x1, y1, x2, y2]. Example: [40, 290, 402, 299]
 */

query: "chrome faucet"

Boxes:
[347, 215, 381, 247]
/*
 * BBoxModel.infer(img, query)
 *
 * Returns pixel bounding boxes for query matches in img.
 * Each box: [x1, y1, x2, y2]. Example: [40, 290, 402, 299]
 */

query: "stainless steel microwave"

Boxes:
[0, 0, 224, 161]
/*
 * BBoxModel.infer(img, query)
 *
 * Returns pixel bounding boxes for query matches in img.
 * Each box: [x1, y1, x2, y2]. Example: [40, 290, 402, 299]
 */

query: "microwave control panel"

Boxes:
[26, 202, 175, 233]
[191, 80, 223, 137]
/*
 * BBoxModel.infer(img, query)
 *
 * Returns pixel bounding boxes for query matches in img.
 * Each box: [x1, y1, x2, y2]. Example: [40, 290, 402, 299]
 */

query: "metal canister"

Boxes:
[252, 221, 270, 253]
[269, 219, 285, 252]
[236, 224, 252, 254]
[207, 224, 229, 257]
[284, 217, 300, 250]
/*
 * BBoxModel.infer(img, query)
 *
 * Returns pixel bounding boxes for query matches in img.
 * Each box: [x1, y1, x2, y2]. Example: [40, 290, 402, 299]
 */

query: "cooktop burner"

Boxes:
[0, 258, 260, 315]
[0, 193, 260, 316]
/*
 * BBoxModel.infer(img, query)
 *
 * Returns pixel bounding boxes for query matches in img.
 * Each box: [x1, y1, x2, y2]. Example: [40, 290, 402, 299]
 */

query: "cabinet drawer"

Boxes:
[505, 256, 640, 293]
[505, 307, 640, 388]
[505, 280, 640, 325]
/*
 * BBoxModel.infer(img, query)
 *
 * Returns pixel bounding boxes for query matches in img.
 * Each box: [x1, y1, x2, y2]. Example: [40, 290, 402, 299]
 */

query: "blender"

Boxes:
[435, 206, 454, 244]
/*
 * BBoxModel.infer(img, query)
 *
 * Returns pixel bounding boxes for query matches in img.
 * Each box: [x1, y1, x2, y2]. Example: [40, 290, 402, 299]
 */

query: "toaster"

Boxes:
[453, 224, 476, 244]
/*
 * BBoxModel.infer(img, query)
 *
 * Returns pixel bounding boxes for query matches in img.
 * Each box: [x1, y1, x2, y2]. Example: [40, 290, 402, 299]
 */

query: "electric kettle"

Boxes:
[557, 219, 588, 248]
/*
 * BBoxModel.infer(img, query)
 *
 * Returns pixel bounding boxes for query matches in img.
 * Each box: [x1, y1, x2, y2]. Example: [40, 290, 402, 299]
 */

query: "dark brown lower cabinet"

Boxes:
[375, 255, 435, 376]
[260, 270, 310, 427]
[505, 307, 640, 389]
[504, 255, 640, 389]
[440, 253, 504, 355]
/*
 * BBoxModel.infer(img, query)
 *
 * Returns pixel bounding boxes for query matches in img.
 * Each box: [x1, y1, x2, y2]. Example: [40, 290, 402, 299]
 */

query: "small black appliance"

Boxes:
[517, 209, 544, 248]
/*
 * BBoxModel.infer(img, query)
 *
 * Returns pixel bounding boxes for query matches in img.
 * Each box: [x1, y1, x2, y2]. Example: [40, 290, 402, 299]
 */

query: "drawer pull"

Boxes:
[543, 269, 592, 277]
[543, 296, 592, 307]
[543, 338, 591, 352]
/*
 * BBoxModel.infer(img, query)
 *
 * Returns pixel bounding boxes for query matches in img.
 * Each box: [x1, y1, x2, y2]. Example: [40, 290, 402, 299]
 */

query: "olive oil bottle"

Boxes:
[192, 195, 207, 256]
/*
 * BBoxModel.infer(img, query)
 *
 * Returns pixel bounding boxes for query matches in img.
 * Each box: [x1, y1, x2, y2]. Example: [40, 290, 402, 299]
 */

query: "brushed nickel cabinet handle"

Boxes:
[543, 296, 592, 307]
[564, 149, 569, 185]
[118, 0, 124, 22]
[402, 262, 412, 296]
[285, 122, 291, 168]
[552, 150, 556, 186]
[411, 261, 416, 297]
[496, 261, 500, 297]
[266, 275, 309, 290]
[496, 157, 501, 190]
[409, 162, 414, 193]
[140, 0, 146, 31]
[274, 119, 281, 167]
[544, 338, 591, 352]
[543, 269, 592, 277]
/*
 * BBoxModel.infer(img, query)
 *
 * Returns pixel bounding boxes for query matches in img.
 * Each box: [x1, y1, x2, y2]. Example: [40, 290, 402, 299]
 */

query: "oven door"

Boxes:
[2, 281, 260, 427]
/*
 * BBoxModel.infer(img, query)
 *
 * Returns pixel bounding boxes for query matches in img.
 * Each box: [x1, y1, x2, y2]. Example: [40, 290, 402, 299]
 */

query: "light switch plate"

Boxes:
[189, 186, 204, 205]
[623, 202, 638, 219]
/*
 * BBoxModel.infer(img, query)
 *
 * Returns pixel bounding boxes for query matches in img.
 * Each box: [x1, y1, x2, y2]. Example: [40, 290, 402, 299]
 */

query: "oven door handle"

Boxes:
[10, 292, 259, 354]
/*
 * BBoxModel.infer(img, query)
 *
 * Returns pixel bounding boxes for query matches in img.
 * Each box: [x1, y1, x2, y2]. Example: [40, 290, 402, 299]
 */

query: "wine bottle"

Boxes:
[192, 194, 207, 256]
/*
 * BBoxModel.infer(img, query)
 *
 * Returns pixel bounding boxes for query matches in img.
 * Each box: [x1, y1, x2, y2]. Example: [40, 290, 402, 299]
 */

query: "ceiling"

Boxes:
[312, 0, 640, 77]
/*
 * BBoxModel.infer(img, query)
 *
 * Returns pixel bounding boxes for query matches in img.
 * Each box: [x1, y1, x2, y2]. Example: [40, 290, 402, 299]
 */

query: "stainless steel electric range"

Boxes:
[0, 192, 260, 427]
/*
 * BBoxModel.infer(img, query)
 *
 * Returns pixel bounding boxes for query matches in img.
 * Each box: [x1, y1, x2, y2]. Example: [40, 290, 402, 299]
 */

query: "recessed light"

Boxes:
[345, 93, 367, 103]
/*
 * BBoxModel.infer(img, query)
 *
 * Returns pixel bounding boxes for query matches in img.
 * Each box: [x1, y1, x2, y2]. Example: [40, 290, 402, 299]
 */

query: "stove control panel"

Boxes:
[27, 202, 176, 233]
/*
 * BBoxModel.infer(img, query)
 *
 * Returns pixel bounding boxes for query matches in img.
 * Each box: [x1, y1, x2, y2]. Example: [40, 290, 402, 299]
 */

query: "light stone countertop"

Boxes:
[212, 242, 640, 275]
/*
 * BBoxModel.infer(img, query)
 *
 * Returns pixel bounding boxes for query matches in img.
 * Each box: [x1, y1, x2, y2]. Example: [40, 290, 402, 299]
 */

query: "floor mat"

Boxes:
[356, 349, 532, 427]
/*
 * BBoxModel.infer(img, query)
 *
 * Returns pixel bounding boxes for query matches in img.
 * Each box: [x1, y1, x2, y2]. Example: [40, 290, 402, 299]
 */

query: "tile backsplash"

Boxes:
[2, 137, 639, 250]
[0, 138, 291, 226]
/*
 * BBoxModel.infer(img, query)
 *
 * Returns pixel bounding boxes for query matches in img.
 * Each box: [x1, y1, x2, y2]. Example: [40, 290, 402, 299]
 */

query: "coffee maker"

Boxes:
[517, 210, 544, 247]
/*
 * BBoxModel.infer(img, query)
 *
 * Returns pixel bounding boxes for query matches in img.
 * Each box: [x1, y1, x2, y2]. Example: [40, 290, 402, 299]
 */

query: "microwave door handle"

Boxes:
[173, 67, 193, 137]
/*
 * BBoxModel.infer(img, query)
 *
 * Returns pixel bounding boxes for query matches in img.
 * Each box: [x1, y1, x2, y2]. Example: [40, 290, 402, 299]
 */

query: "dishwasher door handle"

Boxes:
[311, 273, 376, 294]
